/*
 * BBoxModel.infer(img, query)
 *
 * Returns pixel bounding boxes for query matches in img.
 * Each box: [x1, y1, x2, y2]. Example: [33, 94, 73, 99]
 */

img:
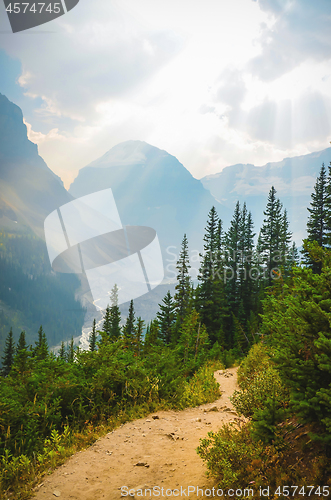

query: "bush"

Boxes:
[180, 363, 221, 408]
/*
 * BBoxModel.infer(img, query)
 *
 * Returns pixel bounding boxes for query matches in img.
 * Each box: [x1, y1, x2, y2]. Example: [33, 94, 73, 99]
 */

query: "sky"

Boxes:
[0, 0, 331, 188]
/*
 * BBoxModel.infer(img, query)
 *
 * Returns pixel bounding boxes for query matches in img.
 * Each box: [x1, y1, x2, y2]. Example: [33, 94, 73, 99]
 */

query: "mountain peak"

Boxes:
[0, 93, 38, 161]
[88, 140, 170, 169]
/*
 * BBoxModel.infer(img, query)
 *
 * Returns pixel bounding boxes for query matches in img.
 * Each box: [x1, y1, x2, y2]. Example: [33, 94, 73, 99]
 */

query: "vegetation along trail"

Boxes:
[32, 367, 240, 500]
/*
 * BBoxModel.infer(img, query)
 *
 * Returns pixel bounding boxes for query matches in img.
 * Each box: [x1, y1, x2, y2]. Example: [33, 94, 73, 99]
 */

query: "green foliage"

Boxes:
[197, 420, 331, 493]
[197, 422, 267, 489]
[0, 231, 85, 351]
[180, 363, 221, 408]
[1, 328, 15, 376]
[157, 291, 176, 345]
[261, 249, 331, 445]
[231, 343, 289, 443]
[174, 234, 192, 332]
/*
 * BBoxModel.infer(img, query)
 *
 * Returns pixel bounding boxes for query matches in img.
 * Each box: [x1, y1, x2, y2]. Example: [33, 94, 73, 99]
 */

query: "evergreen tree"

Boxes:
[261, 243, 331, 447]
[240, 208, 256, 319]
[225, 201, 242, 312]
[303, 164, 329, 273]
[14, 331, 29, 373]
[134, 317, 145, 356]
[258, 187, 291, 285]
[34, 326, 48, 360]
[174, 234, 191, 330]
[67, 337, 75, 363]
[144, 319, 160, 352]
[196, 207, 226, 345]
[58, 341, 66, 360]
[178, 310, 209, 363]
[1, 328, 15, 376]
[123, 300, 135, 348]
[109, 284, 121, 341]
[102, 305, 112, 338]
[89, 319, 97, 352]
[157, 291, 176, 345]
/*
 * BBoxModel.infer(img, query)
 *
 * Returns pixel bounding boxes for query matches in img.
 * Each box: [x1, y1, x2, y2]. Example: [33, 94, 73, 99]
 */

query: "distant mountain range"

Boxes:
[0, 93, 72, 238]
[0, 94, 84, 355]
[69, 140, 231, 257]
[201, 149, 331, 244]
[0, 92, 328, 351]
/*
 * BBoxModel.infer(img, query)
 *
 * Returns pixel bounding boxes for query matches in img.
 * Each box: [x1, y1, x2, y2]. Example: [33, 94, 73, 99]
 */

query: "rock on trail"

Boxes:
[32, 367, 240, 500]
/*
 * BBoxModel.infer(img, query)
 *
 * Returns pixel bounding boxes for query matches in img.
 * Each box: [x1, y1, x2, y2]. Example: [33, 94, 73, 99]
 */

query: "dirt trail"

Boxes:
[32, 367, 240, 500]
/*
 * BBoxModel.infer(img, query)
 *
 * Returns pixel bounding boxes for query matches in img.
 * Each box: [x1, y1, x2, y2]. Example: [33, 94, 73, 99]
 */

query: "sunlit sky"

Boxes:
[1, 0, 331, 188]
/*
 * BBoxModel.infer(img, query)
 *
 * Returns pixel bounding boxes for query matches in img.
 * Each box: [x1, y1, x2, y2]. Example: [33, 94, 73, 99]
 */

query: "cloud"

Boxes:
[0, 1, 183, 122]
[216, 68, 247, 108]
[250, 0, 331, 81]
[244, 91, 331, 148]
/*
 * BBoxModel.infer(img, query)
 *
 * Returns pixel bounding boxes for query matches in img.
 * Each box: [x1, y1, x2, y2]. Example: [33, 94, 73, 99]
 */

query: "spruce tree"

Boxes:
[123, 300, 135, 348]
[58, 341, 66, 360]
[225, 201, 242, 312]
[34, 326, 48, 360]
[258, 187, 291, 285]
[1, 328, 15, 376]
[240, 208, 256, 319]
[134, 317, 145, 356]
[102, 305, 112, 338]
[144, 319, 160, 351]
[174, 234, 191, 330]
[303, 164, 329, 273]
[157, 291, 176, 345]
[196, 207, 226, 345]
[89, 319, 97, 352]
[109, 284, 121, 341]
[67, 337, 75, 363]
[15, 331, 29, 372]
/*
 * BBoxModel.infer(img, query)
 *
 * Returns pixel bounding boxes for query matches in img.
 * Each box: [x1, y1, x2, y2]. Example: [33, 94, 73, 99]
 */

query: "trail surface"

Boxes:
[33, 367, 240, 499]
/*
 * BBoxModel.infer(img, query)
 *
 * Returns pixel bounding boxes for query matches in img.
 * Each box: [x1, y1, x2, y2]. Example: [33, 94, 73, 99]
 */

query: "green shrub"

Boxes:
[180, 363, 221, 408]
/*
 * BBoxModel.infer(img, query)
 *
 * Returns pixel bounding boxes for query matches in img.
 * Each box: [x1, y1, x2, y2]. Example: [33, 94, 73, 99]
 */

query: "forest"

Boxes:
[0, 231, 86, 354]
[1, 163, 331, 498]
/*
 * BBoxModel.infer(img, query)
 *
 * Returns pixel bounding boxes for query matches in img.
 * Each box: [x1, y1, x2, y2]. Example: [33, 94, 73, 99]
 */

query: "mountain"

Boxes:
[0, 94, 85, 356]
[201, 148, 331, 244]
[69, 140, 231, 261]
[0, 93, 72, 237]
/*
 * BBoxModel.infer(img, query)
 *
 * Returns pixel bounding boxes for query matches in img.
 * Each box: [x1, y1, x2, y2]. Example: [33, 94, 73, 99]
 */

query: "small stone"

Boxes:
[152, 415, 159, 419]
[207, 406, 219, 412]
[53, 491, 61, 497]
[146, 419, 151, 422]
[134, 462, 148, 467]
[196, 418, 201, 422]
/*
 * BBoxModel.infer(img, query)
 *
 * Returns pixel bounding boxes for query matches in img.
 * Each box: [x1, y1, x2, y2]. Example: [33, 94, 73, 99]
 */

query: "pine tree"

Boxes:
[157, 291, 176, 345]
[102, 305, 112, 338]
[303, 164, 329, 273]
[34, 326, 48, 360]
[134, 317, 145, 356]
[240, 208, 256, 319]
[123, 300, 135, 348]
[89, 319, 97, 352]
[174, 234, 191, 330]
[15, 331, 29, 372]
[58, 341, 66, 360]
[109, 284, 121, 341]
[1, 328, 15, 376]
[196, 207, 226, 345]
[144, 319, 160, 352]
[178, 310, 209, 363]
[225, 201, 242, 312]
[258, 187, 291, 285]
[67, 337, 75, 363]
